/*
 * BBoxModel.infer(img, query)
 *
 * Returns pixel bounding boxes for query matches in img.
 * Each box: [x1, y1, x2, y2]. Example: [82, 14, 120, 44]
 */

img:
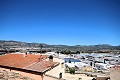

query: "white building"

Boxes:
[110, 66, 120, 80]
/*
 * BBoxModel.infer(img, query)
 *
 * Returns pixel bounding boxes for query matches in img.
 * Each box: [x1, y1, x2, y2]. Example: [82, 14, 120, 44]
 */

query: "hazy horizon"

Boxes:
[0, 0, 120, 46]
[0, 39, 120, 46]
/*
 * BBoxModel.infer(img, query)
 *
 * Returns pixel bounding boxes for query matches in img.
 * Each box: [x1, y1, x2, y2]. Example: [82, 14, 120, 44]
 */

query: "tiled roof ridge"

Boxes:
[41, 62, 59, 73]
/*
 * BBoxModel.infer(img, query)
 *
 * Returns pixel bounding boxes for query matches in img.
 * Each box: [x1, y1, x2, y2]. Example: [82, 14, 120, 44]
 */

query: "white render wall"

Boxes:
[110, 68, 120, 80]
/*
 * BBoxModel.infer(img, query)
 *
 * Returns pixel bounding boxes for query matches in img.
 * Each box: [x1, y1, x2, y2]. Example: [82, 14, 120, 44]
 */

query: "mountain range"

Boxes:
[0, 40, 120, 53]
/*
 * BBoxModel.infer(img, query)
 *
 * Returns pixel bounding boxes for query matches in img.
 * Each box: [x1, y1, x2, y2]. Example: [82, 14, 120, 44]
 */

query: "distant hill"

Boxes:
[0, 40, 120, 53]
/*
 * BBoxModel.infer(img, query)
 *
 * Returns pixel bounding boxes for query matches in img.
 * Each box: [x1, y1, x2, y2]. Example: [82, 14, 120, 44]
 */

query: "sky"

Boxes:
[0, 0, 120, 46]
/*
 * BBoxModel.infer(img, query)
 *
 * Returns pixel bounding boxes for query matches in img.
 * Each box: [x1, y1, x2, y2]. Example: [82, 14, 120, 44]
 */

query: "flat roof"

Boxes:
[64, 58, 81, 62]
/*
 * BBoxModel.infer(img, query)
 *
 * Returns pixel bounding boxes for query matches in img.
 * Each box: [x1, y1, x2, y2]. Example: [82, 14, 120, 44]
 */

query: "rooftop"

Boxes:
[0, 54, 59, 73]
[110, 65, 120, 70]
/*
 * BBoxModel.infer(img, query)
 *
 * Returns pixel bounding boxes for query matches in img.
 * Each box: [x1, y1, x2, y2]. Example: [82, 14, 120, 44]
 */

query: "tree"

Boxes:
[69, 68, 75, 74]
[76, 51, 80, 54]
[49, 55, 53, 59]
[39, 44, 43, 53]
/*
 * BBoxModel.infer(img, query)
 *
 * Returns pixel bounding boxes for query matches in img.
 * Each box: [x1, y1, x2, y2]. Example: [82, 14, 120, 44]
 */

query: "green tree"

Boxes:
[69, 68, 75, 74]
[49, 55, 53, 59]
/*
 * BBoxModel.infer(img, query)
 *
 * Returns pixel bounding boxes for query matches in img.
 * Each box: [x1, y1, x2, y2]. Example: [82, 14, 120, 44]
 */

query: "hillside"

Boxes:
[0, 40, 120, 53]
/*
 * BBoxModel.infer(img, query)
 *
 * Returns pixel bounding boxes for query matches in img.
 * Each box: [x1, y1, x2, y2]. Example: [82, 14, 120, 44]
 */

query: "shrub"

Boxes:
[69, 68, 75, 74]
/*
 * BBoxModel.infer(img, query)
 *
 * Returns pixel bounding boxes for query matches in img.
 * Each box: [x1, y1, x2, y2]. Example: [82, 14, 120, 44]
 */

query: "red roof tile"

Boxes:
[25, 61, 58, 72]
[0, 54, 58, 73]
[0, 54, 48, 68]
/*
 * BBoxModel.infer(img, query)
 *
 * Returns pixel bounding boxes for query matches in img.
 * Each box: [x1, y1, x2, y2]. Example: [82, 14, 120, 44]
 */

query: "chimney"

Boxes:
[23, 52, 27, 57]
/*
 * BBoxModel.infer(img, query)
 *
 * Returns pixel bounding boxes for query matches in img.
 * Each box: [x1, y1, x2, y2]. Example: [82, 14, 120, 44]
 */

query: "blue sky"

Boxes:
[0, 0, 120, 46]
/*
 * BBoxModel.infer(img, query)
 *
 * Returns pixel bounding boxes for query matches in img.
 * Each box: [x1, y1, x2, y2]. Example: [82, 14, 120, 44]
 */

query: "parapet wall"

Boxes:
[110, 66, 120, 80]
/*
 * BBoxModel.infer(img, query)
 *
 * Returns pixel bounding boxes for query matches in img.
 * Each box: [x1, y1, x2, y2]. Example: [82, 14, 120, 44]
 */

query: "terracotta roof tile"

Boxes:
[0, 54, 48, 68]
[0, 54, 58, 73]
[25, 61, 58, 72]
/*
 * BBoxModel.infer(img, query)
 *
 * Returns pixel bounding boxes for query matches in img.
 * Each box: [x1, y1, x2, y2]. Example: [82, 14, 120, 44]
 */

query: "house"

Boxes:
[64, 58, 89, 72]
[110, 65, 120, 80]
[0, 52, 6, 55]
[95, 63, 108, 70]
[0, 53, 59, 80]
[45, 52, 56, 56]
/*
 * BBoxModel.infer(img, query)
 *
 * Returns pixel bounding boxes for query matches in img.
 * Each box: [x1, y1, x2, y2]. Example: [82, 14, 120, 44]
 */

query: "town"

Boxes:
[0, 0, 120, 80]
[0, 41, 120, 80]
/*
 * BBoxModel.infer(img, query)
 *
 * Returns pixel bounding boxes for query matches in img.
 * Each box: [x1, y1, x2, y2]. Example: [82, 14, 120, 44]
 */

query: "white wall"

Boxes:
[110, 68, 120, 80]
